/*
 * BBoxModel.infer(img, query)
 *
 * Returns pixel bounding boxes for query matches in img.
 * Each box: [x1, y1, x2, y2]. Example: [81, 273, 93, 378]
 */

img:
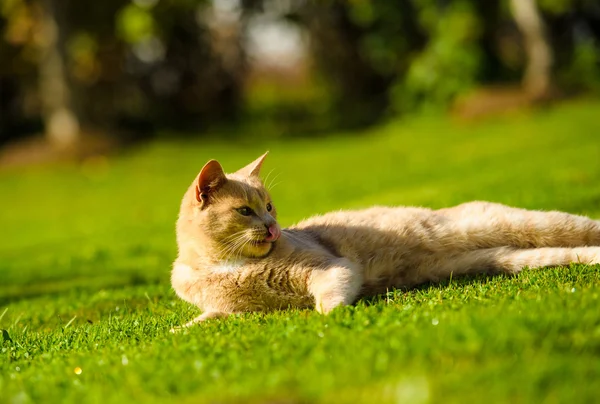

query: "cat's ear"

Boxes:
[196, 159, 227, 207]
[235, 152, 268, 178]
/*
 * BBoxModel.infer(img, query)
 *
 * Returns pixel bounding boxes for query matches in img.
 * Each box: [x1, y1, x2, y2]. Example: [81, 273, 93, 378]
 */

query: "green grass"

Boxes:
[1, 100, 600, 403]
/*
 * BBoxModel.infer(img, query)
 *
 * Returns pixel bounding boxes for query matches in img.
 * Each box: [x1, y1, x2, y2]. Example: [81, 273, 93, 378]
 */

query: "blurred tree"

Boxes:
[38, 0, 80, 147]
[1, 0, 247, 146]
[74, 0, 246, 132]
[292, 0, 599, 117]
[297, 1, 392, 128]
[541, 0, 600, 93]
[392, 0, 483, 112]
[510, 0, 553, 99]
[0, 10, 33, 146]
[134, 0, 246, 129]
[470, 0, 505, 82]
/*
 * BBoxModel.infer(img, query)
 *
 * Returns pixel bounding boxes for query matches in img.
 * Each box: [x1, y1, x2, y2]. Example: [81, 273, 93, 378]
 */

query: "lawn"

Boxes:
[1, 100, 600, 403]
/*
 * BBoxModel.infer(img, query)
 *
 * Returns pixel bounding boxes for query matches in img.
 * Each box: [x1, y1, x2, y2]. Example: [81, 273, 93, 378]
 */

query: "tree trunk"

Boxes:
[38, 0, 79, 147]
[509, 0, 553, 99]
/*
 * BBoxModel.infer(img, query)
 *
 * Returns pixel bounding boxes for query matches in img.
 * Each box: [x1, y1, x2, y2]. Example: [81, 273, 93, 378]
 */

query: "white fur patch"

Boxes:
[171, 263, 201, 305]
[172, 262, 194, 279]
[211, 260, 245, 274]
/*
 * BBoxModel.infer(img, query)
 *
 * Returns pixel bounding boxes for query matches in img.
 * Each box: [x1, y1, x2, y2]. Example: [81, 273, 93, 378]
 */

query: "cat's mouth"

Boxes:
[250, 225, 281, 246]
[247, 236, 276, 258]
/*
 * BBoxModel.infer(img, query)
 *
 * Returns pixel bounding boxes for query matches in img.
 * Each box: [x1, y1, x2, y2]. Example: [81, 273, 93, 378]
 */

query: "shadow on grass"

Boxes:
[358, 273, 509, 307]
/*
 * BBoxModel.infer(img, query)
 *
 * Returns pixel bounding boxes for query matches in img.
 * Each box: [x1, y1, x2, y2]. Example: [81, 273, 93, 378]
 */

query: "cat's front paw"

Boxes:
[170, 311, 230, 333]
[314, 294, 347, 314]
[308, 261, 363, 314]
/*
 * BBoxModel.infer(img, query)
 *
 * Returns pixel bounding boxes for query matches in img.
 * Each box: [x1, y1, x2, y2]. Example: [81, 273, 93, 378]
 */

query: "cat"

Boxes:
[171, 152, 600, 329]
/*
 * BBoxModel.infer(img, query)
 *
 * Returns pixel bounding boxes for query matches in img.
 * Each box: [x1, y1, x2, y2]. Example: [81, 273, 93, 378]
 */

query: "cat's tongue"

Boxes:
[265, 225, 281, 242]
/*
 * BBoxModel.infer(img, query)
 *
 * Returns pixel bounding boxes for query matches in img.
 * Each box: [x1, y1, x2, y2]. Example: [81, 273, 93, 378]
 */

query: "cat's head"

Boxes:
[177, 152, 281, 260]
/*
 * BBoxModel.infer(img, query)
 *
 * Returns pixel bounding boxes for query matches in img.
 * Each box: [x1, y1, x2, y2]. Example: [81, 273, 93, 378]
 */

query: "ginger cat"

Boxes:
[171, 153, 600, 329]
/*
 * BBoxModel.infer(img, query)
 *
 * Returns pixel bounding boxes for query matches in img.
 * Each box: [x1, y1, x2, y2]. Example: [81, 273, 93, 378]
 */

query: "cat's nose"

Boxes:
[264, 224, 281, 242]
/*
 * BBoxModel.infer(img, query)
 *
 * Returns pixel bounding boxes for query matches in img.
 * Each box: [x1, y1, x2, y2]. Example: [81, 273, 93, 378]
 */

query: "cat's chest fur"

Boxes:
[172, 254, 317, 313]
[210, 259, 246, 274]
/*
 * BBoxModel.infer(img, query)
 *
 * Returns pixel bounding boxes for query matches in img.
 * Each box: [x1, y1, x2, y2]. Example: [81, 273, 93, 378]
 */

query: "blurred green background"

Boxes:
[1, 0, 599, 150]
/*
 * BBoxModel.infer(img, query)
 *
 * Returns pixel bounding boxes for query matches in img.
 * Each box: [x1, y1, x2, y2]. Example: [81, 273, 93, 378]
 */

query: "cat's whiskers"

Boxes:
[219, 233, 251, 260]
[268, 181, 282, 191]
[233, 233, 257, 261]
[226, 230, 267, 261]
[234, 240, 249, 262]
[263, 169, 276, 188]
[220, 235, 246, 252]
[220, 229, 251, 244]
[219, 240, 249, 259]
[219, 243, 245, 262]
[266, 172, 281, 191]
[218, 230, 251, 258]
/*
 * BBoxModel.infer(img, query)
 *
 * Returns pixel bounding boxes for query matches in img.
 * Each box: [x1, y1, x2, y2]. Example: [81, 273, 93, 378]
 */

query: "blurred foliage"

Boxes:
[392, 1, 483, 112]
[296, 0, 599, 119]
[560, 40, 600, 92]
[116, 3, 156, 44]
[1, 0, 599, 144]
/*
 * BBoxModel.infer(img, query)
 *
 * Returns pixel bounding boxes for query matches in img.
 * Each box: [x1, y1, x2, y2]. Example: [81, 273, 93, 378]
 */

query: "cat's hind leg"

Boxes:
[438, 201, 600, 248]
[411, 246, 600, 284]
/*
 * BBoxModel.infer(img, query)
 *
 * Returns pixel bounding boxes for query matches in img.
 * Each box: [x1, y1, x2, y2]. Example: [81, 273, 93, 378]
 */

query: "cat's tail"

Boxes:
[419, 246, 600, 282]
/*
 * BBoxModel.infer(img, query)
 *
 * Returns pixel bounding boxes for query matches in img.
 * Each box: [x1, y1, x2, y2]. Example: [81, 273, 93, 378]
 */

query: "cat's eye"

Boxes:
[266, 203, 273, 212]
[236, 207, 253, 216]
